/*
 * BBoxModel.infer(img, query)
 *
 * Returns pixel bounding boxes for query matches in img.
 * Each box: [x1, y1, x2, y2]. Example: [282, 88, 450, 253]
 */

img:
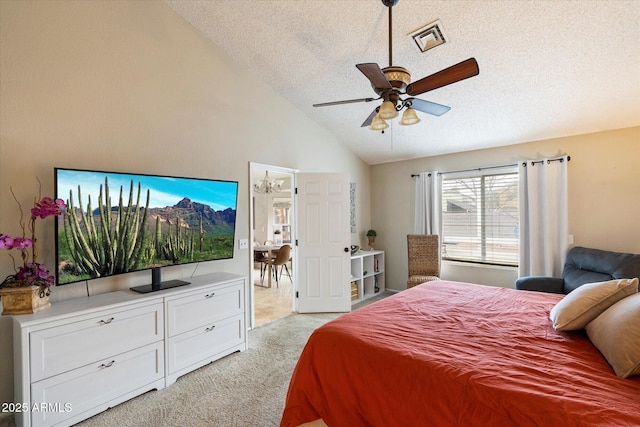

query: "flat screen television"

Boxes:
[54, 167, 238, 291]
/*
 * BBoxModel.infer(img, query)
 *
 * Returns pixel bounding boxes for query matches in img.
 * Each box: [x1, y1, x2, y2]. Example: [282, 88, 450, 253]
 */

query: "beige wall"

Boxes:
[371, 126, 640, 291]
[0, 1, 371, 407]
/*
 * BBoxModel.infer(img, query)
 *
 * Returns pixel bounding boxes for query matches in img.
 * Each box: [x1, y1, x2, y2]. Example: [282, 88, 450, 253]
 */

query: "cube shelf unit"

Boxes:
[350, 250, 385, 303]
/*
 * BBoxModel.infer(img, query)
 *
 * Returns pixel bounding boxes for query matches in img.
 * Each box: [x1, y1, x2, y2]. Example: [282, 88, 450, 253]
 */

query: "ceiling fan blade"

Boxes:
[360, 108, 379, 127]
[407, 98, 451, 116]
[313, 97, 376, 107]
[356, 63, 392, 90]
[406, 58, 479, 96]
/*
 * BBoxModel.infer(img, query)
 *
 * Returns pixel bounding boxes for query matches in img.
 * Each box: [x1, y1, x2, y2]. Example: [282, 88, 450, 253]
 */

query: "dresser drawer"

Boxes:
[166, 313, 244, 374]
[30, 341, 164, 427]
[30, 301, 163, 382]
[166, 281, 243, 337]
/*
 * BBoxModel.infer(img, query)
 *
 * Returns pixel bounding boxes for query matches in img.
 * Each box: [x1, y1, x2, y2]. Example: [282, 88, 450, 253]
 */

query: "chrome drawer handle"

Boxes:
[204, 292, 216, 298]
[100, 360, 115, 368]
[99, 317, 115, 325]
[205, 325, 216, 332]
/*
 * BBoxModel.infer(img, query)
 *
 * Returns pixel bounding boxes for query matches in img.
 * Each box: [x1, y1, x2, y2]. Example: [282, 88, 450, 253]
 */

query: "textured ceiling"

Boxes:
[166, 0, 640, 165]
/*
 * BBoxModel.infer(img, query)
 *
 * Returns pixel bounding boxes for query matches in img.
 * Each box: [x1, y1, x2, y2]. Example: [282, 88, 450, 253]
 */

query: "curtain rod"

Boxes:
[410, 155, 570, 177]
[522, 155, 571, 167]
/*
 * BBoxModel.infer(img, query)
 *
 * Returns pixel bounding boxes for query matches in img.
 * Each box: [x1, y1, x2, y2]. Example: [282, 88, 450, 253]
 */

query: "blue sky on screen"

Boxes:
[56, 169, 238, 211]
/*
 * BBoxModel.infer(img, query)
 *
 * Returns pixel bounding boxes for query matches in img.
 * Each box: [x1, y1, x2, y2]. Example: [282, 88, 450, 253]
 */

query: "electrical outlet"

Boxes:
[239, 238, 249, 249]
[568, 234, 574, 245]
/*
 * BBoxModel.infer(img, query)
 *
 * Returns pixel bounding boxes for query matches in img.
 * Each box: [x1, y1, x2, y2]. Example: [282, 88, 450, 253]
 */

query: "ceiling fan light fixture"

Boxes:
[378, 100, 399, 119]
[400, 108, 421, 126]
[369, 115, 389, 131]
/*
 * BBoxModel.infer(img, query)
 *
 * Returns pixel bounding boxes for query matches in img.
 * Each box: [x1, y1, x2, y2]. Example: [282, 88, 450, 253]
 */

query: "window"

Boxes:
[273, 199, 292, 243]
[441, 169, 519, 266]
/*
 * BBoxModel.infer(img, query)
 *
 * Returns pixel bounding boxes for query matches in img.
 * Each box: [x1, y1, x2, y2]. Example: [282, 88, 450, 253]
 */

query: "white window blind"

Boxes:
[441, 168, 519, 266]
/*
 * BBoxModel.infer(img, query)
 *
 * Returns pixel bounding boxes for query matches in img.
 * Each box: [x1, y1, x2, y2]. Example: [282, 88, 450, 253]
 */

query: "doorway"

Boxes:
[249, 163, 297, 328]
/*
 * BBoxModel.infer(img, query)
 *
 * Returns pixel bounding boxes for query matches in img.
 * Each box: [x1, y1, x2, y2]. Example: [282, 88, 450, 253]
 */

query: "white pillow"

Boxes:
[586, 292, 640, 378]
[549, 278, 638, 331]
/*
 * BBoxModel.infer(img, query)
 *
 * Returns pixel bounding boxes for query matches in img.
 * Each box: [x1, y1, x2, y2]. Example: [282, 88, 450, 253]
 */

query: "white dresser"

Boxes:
[164, 276, 245, 386]
[12, 272, 246, 427]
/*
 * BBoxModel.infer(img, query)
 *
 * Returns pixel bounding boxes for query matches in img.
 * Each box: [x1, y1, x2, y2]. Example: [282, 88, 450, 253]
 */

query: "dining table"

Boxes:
[253, 244, 282, 288]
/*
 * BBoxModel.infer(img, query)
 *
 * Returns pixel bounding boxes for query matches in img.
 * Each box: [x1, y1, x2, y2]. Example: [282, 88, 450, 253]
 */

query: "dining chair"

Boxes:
[271, 244, 292, 288]
[253, 244, 269, 285]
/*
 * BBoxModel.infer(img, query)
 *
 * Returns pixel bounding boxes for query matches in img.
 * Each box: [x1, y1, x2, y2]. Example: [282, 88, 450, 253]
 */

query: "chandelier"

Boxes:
[254, 171, 284, 194]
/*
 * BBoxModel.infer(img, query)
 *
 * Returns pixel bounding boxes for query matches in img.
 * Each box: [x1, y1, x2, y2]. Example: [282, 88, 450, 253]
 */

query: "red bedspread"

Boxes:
[281, 281, 640, 426]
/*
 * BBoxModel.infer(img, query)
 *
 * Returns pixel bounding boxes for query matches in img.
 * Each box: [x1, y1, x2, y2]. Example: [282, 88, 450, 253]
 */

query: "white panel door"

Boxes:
[296, 173, 351, 313]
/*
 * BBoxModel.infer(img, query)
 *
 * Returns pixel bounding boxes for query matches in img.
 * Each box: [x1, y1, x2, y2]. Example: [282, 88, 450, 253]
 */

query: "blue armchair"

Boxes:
[515, 246, 640, 294]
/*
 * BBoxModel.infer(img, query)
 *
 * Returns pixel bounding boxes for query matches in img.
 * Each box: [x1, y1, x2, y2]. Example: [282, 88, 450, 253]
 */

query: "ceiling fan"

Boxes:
[313, 0, 479, 131]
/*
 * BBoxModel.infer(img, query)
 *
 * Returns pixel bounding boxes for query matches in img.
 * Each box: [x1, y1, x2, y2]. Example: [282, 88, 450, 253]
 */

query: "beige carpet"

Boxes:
[1, 292, 392, 427]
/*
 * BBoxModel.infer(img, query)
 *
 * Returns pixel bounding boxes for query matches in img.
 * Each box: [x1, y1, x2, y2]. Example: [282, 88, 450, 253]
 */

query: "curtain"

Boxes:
[413, 172, 441, 235]
[518, 156, 569, 277]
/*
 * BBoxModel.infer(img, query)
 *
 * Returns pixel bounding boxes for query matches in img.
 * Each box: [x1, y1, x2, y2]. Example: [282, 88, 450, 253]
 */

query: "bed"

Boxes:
[280, 281, 640, 426]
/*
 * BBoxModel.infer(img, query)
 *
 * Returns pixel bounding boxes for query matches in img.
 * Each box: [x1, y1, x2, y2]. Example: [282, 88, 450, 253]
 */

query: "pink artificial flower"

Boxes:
[31, 197, 67, 219]
[0, 234, 14, 249]
[11, 237, 33, 250]
[0, 234, 31, 250]
[16, 264, 32, 281]
[35, 263, 50, 279]
[16, 263, 54, 287]
[3, 193, 65, 287]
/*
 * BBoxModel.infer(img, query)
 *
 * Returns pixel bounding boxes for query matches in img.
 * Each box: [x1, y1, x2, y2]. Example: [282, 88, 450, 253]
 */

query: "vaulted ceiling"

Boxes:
[166, 0, 640, 165]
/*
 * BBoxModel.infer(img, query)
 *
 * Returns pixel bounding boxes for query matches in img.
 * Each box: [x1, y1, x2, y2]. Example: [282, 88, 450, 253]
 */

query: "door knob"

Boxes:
[344, 247, 349, 252]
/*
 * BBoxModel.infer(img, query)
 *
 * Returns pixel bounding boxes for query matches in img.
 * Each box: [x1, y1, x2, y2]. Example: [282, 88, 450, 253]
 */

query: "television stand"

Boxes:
[13, 272, 246, 427]
[130, 279, 190, 293]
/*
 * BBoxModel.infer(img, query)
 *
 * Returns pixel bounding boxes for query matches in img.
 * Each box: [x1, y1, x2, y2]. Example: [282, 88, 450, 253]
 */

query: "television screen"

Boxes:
[54, 168, 238, 286]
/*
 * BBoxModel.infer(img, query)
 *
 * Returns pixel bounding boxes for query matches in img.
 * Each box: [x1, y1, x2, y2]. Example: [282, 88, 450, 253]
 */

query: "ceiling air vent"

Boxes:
[408, 19, 447, 53]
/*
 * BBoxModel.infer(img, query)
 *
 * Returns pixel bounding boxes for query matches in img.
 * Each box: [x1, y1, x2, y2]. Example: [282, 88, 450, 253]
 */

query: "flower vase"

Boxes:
[0, 285, 50, 315]
[367, 236, 376, 250]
